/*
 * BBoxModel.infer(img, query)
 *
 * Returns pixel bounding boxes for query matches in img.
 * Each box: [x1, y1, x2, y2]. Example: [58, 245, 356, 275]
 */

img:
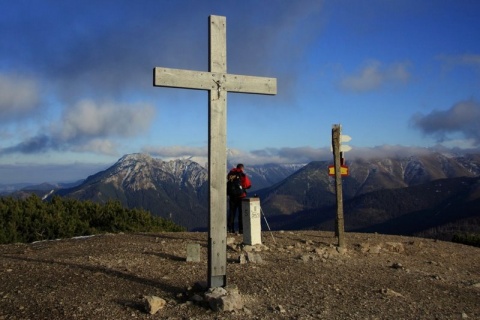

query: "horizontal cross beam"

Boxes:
[153, 67, 277, 95]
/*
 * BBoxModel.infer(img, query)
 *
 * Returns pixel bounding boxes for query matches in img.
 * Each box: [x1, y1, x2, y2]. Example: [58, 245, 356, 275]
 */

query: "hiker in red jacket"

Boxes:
[227, 163, 251, 233]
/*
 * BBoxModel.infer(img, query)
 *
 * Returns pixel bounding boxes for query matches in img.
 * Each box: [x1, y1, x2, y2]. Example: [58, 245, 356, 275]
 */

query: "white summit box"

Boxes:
[242, 197, 262, 245]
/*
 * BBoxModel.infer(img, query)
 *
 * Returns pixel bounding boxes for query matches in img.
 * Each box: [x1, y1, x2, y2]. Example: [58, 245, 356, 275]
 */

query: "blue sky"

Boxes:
[1, 0, 480, 184]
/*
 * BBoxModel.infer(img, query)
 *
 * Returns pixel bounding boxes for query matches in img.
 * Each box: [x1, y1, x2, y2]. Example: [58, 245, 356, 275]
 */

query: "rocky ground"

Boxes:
[1, 231, 479, 319]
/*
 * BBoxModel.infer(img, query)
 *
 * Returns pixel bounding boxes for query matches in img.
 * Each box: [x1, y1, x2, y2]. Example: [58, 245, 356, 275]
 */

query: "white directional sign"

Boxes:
[339, 144, 352, 152]
[331, 129, 352, 152]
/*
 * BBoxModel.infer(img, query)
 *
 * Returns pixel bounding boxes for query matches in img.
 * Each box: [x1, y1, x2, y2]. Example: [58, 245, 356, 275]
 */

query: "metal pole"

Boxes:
[260, 207, 276, 244]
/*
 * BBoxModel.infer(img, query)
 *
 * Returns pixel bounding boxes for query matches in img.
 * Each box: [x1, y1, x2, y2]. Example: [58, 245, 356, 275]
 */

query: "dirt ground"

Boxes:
[1, 231, 479, 319]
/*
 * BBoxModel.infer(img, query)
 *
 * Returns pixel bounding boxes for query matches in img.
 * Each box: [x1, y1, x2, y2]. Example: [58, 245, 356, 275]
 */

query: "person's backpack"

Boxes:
[227, 171, 244, 197]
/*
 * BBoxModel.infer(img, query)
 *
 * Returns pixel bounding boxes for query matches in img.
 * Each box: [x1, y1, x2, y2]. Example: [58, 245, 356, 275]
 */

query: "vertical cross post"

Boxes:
[153, 15, 277, 288]
[208, 15, 228, 288]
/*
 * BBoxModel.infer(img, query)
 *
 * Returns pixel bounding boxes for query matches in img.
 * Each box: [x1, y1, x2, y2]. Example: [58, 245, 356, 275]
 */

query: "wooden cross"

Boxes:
[153, 15, 277, 288]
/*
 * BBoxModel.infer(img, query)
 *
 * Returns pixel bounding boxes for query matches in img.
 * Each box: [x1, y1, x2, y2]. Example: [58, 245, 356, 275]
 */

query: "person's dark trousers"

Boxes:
[228, 197, 243, 233]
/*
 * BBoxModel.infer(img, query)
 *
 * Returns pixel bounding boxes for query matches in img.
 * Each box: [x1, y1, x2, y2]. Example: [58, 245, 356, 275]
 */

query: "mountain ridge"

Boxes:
[265, 175, 480, 241]
[4, 151, 480, 238]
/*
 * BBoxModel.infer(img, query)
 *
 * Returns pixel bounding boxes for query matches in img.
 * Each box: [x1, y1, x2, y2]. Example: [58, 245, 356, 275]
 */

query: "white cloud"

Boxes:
[439, 138, 478, 150]
[348, 145, 432, 160]
[340, 60, 383, 92]
[142, 145, 331, 166]
[0, 99, 156, 156]
[0, 73, 41, 120]
[57, 99, 156, 141]
[411, 100, 480, 146]
[143, 145, 208, 158]
[71, 138, 118, 155]
[437, 53, 480, 71]
[388, 62, 412, 82]
[139, 145, 327, 166]
[141, 144, 480, 167]
[339, 60, 411, 92]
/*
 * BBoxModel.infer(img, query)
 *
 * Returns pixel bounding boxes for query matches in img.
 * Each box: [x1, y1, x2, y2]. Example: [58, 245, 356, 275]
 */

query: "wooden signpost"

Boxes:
[153, 15, 277, 288]
[331, 124, 352, 248]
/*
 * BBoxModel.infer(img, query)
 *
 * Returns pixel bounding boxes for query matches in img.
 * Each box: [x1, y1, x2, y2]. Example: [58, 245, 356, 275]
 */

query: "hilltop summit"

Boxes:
[1, 231, 479, 319]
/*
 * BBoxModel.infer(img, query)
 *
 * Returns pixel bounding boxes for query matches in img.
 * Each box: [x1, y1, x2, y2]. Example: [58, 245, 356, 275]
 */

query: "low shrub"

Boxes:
[452, 232, 480, 248]
[0, 195, 185, 244]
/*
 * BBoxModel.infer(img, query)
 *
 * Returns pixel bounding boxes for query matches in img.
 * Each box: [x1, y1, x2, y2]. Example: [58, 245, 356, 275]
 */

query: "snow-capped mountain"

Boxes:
[57, 153, 210, 230]
[56, 154, 303, 230]
[104, 153, 208, 191]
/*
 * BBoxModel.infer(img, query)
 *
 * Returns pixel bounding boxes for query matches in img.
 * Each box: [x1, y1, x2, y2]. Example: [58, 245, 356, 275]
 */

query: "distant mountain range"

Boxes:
[257, 153, 480, 240]
[257, 153, 480, 215]
[3, 152, 480, 239]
